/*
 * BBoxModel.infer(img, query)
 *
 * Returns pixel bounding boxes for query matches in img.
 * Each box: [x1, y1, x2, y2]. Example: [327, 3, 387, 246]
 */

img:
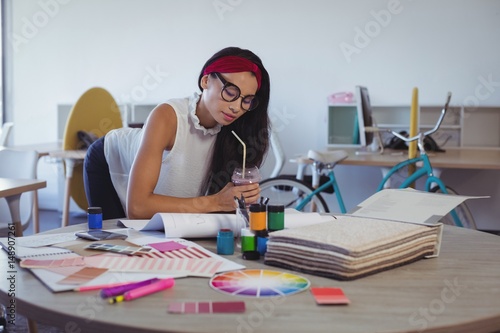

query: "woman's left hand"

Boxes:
[216, 182, 261, 211]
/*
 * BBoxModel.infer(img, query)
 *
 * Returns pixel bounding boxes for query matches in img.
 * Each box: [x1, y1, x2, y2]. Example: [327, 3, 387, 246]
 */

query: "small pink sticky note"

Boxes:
[310, 287, 350, 305]
[149, 241, 188, 252]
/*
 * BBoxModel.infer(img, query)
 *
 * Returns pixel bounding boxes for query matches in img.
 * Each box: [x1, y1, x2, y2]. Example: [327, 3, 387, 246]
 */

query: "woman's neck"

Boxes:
[195, 99, 218, 129]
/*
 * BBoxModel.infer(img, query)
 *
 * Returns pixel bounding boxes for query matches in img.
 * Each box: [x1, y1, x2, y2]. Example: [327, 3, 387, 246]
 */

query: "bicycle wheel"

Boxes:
[260, 176, 330, 213]
[430, 185, 477, 229]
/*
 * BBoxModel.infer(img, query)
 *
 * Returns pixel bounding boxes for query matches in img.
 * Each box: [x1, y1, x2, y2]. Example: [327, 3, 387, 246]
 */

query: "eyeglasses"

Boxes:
[213, 72, 259, 112]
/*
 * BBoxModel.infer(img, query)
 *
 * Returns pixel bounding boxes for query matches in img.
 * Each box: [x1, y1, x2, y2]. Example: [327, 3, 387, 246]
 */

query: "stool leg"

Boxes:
[28, 318, 38, 333]
[33, 190, 40, 233]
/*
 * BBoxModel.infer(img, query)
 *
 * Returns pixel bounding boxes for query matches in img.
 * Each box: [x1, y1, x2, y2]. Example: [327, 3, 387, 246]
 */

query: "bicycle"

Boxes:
[260, 92, 477, 229]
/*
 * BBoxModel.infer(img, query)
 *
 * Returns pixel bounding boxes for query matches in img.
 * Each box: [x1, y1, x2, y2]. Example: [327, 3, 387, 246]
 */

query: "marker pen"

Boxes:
[100, 278, 160, 298]
[109, 278, 175, 304]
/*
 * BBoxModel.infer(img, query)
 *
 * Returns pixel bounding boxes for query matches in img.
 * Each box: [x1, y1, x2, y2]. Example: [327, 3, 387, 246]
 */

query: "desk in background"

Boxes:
[300, 147, 500, 231]
[0, 178, 46, 236]
[13, 142, 86, 230]
[334, 147, 500, 170]
[1, 220, 500, 333]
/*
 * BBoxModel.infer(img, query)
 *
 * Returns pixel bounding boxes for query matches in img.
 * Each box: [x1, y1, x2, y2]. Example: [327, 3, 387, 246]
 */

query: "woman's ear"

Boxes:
[200, 75, 209, 89]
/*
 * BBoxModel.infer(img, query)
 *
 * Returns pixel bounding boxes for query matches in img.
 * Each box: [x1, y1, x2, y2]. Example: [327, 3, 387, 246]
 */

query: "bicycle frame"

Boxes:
[376, 154, 464, 227]
[377, 155, 440, 191]
[296, 170, 347, 213]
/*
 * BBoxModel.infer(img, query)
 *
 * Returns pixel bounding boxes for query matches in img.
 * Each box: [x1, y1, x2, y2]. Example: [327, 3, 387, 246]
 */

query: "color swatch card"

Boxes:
[210, 269, 310, 298]
[57, 267, 109, 285]
[20, 257, 85, 268]
[84, 254, 224, 277]
[168, 301, 246, 314]
[148, 241, 188, 252]
[85, 243, 153, 256]
[310, 287, 350, 305]
[140, 246, 211, 260]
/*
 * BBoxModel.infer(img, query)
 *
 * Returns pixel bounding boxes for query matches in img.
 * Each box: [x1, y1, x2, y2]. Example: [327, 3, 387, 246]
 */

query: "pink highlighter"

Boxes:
[109, 278, 175, 304]
[100, 278, 160, 298]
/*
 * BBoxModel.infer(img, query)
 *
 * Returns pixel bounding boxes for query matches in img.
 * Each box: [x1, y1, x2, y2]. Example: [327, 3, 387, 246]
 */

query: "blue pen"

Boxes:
[100, 278, 160, 298]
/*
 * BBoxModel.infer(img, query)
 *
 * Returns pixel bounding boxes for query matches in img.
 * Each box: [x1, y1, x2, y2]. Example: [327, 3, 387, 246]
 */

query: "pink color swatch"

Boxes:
[168, 301, 246, 314]
[149, 241, 188, 252]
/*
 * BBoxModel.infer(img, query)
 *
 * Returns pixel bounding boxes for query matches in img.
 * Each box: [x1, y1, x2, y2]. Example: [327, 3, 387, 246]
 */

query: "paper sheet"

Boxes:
[19, 234, 245, 293]
[118, 211, 335, 238]
[349, 188, 487, 225]
[13, 233, 78, 247]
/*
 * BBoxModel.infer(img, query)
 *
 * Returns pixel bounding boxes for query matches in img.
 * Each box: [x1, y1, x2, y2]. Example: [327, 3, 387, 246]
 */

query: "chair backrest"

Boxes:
[0, 122, 14, 146]
[0, 148, 39, 230]
[62, 87, 123, 210]
[269, 126, 286, 178]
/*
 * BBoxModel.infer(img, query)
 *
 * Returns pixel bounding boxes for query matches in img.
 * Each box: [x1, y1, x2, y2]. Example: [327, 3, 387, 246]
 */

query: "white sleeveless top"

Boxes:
[104, 92, 222, 213]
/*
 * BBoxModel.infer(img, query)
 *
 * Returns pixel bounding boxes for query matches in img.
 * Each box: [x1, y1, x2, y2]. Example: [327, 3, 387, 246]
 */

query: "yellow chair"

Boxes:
[62, 87, 123, 211]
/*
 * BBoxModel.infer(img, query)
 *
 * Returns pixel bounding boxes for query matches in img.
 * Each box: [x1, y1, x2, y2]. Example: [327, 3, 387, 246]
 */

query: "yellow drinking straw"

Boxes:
[231, 130, 246, 177]
[408, 87, 418, 187]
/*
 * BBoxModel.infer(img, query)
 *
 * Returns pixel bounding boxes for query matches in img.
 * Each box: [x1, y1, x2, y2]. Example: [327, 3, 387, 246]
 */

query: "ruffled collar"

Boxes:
[188, 92, 222, 136]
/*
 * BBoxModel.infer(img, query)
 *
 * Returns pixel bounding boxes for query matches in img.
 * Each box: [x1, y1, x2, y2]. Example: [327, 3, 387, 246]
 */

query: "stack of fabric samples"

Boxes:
[264, 216, 441, 280]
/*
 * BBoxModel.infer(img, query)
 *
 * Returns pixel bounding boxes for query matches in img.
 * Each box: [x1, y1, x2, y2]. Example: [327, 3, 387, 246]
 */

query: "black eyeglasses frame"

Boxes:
[213, 72, 259, 112]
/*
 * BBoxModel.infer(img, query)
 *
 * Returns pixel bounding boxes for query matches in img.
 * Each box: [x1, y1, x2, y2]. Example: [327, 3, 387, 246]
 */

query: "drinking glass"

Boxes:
[231, 166, 261, 186]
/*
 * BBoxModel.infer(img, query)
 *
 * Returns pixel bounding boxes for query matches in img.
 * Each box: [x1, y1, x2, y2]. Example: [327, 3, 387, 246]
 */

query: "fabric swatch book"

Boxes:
[264, 188, 483, 281]
[264, 215, 440, 280]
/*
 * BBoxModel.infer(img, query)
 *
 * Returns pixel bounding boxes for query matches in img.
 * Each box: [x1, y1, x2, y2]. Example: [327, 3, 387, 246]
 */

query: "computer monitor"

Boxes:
[355, 85, 374, 147]
[355, 86, 383, 154]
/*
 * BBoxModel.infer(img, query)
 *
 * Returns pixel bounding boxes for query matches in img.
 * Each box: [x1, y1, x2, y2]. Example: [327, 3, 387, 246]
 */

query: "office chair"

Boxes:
[0, 122, 14, 146]
[0, 148, 39, 236]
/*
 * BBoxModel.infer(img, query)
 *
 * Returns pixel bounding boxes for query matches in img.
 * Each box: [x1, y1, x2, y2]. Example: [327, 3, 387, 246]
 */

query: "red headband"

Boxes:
[203, 56, 262, 90]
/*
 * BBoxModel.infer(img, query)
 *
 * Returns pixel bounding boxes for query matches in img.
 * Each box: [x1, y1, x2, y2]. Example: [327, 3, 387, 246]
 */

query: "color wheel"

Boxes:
[210, 269, 310, 298]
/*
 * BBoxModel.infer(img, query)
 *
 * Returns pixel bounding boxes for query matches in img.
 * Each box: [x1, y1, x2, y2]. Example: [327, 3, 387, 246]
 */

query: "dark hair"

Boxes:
[198, 47, 271, 195]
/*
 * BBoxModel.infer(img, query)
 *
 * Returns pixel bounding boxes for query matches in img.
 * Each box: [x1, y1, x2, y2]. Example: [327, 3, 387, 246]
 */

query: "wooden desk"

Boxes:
[1, 220, 500, 333]
[0, 178, 46, 237]
[335, 147, 500, 170]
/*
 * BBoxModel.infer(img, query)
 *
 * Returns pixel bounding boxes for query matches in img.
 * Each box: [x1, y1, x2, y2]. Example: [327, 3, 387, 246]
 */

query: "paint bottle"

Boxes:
[267, 204, 285, 231]
[240, 228, 256, 252]
[87, 207, 102, 229]
[217, 229, 234, 255]
[249, 204, 266, 231]
[256, 230, 269, 256]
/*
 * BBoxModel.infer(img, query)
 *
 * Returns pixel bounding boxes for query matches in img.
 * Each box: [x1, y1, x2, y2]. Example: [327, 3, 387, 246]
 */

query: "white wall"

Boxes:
[7, 0, 500, 229]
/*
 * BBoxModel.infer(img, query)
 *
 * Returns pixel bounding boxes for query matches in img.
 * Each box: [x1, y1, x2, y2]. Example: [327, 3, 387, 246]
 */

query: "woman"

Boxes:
[83, 47, 270, 219]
